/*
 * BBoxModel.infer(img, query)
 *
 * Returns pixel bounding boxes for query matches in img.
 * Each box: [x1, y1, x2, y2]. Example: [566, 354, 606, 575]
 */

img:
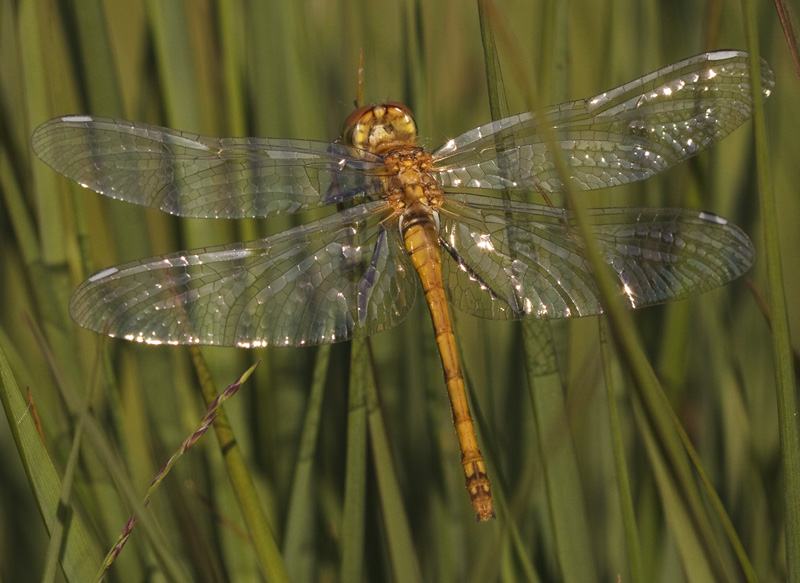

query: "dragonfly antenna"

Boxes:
[355, 49, 364, 108]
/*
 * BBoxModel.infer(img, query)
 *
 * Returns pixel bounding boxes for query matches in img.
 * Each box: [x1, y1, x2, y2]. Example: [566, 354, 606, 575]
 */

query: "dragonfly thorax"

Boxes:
[382, 148, 444, 215]
[342, 102, 418, 152]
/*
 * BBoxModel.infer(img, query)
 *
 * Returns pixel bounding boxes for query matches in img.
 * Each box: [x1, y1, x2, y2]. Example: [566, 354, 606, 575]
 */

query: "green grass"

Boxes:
[1, 0, 798, 581]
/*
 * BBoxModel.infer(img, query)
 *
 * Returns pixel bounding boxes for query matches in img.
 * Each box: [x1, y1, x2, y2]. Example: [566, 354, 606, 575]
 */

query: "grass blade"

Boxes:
[366, 356, 423, 582]
[741, 0, 800, 578]
[477, 3, 599, 581]
[341, 340, 368, 583]
[0, 335, 100, 582]
[189, 349, 289, 583]
[283, 345, 331, 582]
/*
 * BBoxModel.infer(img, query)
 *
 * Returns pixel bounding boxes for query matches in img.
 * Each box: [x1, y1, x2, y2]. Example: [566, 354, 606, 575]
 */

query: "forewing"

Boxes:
[32, 115, 384, 218]
[69, 202, 417, 346]
[439, 194, 753, 319]
[432, 51, 774, 193]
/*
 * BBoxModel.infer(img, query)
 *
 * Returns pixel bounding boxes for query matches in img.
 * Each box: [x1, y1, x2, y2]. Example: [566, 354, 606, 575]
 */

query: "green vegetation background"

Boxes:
[1, 0, 798, 581]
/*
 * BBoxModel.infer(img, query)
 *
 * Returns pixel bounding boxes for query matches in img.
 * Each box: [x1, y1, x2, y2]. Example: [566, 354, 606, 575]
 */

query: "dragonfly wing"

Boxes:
[32, 115, 384, 218]
[69, 202, 417, 346]
[432, 51, 774, 193]
[439, 194, 753, 319]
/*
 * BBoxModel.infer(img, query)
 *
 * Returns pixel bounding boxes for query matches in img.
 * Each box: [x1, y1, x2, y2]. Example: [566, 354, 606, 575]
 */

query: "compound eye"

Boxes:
[382, 103, 417, 144]
[342, 105, 374, 149]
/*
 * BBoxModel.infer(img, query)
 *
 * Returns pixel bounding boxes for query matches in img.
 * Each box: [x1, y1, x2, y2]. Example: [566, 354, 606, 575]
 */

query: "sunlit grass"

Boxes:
[0, 1, 796, 582]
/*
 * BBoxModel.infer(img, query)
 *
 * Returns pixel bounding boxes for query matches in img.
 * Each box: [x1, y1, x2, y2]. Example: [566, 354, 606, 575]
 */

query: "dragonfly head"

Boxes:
[342, 102, 418, 153]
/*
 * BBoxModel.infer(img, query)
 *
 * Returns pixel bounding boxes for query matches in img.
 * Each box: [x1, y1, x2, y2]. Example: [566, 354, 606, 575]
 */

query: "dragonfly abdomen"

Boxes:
[402, 206, 494, 521]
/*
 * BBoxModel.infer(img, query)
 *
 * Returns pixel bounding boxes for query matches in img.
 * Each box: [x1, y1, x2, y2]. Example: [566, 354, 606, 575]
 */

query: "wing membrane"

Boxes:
[32, 115, 384, 218]
[69, 202, 418, 346]
[439, 194, 754, 319]
[432, 51, 774, 193]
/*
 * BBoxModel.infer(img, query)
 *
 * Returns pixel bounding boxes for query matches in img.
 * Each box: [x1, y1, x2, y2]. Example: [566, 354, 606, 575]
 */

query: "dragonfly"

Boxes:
[32, 50, 773, 521]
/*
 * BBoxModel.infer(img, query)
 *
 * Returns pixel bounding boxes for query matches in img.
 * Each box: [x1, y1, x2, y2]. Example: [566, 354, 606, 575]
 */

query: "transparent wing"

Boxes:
[69, 201, 418, 346]
[32, 115, 384, 218]
[439, 194, 754, 319]
[432, 51, 774, 193]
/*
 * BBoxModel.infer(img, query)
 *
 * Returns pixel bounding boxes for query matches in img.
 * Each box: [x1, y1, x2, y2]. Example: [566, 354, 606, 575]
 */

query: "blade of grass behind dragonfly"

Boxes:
[216, 2, 247, 136]
[401, 0, 430, 126]
[633, 393, 715, 580]
[283, 344, 331, 583]
[341, 339, 368, 583]
[365, 345, 424, 583]
[476, 2, 598, 581]
[40, 347, 98, 583]
[0, 337, 100, 582]
[189, 348, 289, 583]
[598, 319, 643, 582]
[741, 0, 800, 576]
